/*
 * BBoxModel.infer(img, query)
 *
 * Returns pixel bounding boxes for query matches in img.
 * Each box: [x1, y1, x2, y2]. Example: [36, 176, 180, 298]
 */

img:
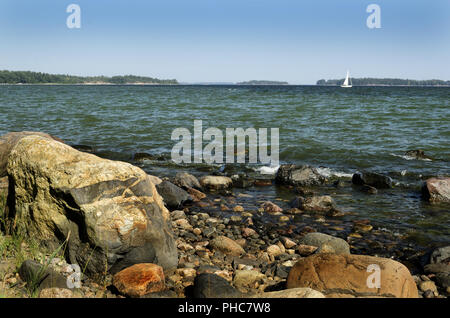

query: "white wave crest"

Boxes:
[316, 167, 353, 178]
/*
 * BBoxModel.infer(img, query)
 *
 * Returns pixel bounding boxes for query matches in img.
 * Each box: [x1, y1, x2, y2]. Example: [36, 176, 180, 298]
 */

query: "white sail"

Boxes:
[341, 70, 352, 88]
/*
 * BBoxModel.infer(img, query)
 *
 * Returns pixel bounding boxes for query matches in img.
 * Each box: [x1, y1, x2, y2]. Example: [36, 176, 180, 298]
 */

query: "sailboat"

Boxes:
[341, 70, 352, 88]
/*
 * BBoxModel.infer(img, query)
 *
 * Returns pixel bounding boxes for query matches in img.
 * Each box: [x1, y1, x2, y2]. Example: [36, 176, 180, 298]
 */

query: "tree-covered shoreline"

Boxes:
[316, 78, 450, 86]
[0, 70, 178, 85]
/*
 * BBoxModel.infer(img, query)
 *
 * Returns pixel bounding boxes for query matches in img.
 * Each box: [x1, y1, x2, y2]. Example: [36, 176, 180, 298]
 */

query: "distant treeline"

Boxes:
[237, 80, 289, 85]
[316, 78, 450, 86]
[0, 70, 178, 85]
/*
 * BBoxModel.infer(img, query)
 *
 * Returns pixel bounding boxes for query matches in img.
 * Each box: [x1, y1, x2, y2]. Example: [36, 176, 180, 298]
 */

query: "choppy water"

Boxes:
[1, 85, 449, 249]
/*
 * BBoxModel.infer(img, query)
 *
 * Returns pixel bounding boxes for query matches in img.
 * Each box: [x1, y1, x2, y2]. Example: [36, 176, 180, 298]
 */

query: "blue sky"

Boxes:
[0, 0, 449, 84]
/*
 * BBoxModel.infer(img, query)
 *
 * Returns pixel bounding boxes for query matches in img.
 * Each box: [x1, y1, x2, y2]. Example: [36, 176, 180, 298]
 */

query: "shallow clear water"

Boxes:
[0, 85, 449, 248]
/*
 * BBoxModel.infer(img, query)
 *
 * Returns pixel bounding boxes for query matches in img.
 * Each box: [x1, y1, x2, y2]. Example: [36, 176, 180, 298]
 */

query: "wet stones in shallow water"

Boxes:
[290, 195, 336, 213]
[193, 273, 242, 298]
[172, 172, 201, 190]
[421, 178, 450, 203]
[352, 172, 393, 189]
[133, 152, 157, 161]
[360, 185, 378, 194]
[231, 174, 255, 188]
[275, 164, 325, 187]
[156, 181, 192, 210]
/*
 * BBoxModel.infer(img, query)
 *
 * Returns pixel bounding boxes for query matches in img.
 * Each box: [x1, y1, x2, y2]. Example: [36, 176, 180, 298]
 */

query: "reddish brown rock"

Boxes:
[286, 254, 418, 298]
[187, 187, 206, 202]
[113, 263, 165, 297]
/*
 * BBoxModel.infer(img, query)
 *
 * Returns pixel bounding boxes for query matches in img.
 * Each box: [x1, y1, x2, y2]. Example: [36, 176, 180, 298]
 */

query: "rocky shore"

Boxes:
[0, 132, 449, 298]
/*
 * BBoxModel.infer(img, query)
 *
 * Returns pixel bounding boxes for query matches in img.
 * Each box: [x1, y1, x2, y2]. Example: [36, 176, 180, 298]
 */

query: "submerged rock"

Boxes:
[352, 172, 393, 189]
[7, 135, 178, 275]
[290, 195, 336, 213]
[286, 254, 418, 298]
[275, 165, 325, 187]
[156, 181, 192, 210]
[405, 149, 433, 161]
[422, 178, 450, 203]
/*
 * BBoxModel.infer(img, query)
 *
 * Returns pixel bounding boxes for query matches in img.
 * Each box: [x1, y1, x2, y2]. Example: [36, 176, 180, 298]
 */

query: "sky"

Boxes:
[0, 0, 449, 84]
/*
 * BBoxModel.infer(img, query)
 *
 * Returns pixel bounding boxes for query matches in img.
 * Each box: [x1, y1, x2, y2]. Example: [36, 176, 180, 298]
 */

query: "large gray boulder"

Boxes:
[275, 165, 325, 187]
[6, 134, 178, 275]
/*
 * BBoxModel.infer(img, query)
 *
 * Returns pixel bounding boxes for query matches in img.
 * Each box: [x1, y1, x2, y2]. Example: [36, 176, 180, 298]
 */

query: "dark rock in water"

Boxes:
[7, 135, 178, 275]
[156, 181, 192, 210]
[193, 273, 241, 298]
[231, 174, 255, 188]
[290, 195, 336, 213]
[172, 172, 201, 190]
[133, 152, 156, 161]
[275, 164, 325, 187]
[405, 149, 433, 161]
[19, 260, 68, 291]
[361, 185, 378, 194]
[422, 178, 450, 203]
[70, 144, 95, 153]
[352, 172, 392, 189]
[0, 131, 63, 177]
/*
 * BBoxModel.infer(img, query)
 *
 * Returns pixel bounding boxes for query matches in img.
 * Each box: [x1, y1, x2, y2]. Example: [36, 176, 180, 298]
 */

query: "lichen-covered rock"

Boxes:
[0, 131, 63, 177]
[286, 254, 418, 298]
[112, 263, 165, 297]
[422, 178, 450, 203]
[7, 135, 177, 275]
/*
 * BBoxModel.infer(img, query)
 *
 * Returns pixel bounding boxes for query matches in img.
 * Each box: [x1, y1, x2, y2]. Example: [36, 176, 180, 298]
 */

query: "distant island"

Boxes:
[237, 80, 289, 85]
[0, 70, 178, 85]
[316, 78, 450, 87]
